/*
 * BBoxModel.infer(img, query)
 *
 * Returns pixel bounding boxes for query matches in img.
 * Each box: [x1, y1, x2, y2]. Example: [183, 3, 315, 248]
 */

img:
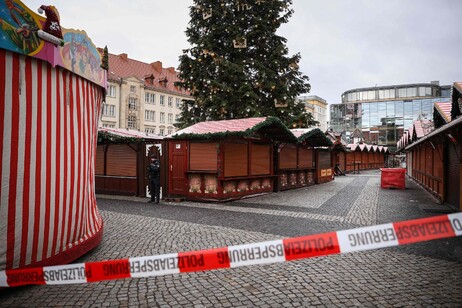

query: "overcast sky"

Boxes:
[24, 0, 462, 109]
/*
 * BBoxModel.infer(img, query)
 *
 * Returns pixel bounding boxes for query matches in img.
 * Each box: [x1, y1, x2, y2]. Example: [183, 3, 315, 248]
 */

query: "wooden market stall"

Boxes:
[293, 129, 334, 185]
[404, 82, 462, 211]
[326, 131, 348, 175]
[274, 128, 333, 191]
[345, 144, 361, 173]
[0, 0, 106, 273]
[346, 143, 388, 173]
[166, 117, 296, 202]
[95, 128, 165, 197]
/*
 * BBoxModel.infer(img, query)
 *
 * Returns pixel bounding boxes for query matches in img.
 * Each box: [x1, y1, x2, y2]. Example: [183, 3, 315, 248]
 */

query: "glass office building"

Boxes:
[330, 82, 451, 152]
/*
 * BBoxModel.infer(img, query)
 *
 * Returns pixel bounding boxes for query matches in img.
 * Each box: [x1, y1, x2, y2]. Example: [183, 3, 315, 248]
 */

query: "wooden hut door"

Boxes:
[169, 141, 187, 195]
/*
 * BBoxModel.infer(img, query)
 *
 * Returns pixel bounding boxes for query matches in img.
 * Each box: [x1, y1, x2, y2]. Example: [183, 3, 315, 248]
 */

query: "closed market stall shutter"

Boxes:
[224, 142, 248, 177]
[339, 152, 346, 170]
[279, 144, 297, 169]
[190, 142, 218, 171]
[298, 148, 313, 168]
[346, 152, 355, 166]
[251, 143, 271, 175]
[318, 150, 331, 169]
[425, 144, 433, 176]
[361, 151, 368, 167]
[434, 144, 444, 194]
[446, 143, 461, 208]
[95, 145, 105, 175]
[106, 144, 137, 177]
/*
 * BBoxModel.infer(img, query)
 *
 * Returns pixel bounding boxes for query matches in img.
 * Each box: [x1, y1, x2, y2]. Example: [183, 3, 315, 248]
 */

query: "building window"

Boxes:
[130, 85, 136, 93]
[102, 123, 115, 128]
[145, 93, 156, 104]
[175, 114, 180, 122]
[406, 87, 417, 97]
[168, 96, 173, 107]
[128, 97, 137, 110]
[379, 89, 395, 100]
[176, 98, 181, 108]
[127, 115, 137, 129]
[145, 126, 156, 134]
[167, 128, 173, 135]
[419, 87, 432, 97]
[398, 88, 407, 98]
[168, 113, 173, 124]
[364, 90, 375, 100]
[160, 95, 165, 106]
[108, 85, 116, 97]
[145, 110, 156, 121]
[102, 104, 115, 117]
[160, 112, 165, 123]
[159, 128, 165, 136]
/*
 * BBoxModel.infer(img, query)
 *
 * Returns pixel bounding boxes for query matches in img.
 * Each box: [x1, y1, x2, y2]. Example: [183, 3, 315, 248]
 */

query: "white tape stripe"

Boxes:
[129, 253, 180, 278]
[448, 212, 462, 236]
[43, 263, 87, 285]
[0, 270, 7, 287]
[337, 223, 398, 253]
[228, 240, 285, 268]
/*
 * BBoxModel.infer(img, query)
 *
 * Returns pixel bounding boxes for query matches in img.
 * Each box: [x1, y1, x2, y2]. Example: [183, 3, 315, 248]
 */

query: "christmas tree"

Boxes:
[175, 0, 314, 129]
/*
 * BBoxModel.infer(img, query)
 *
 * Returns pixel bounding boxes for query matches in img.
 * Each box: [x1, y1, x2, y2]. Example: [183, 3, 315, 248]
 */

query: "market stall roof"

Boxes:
[347, 144, 359, 152]
[405, 115, 462, 151]
[434, 102, 452, 124]
[291, 128, 333, 147]
[413, 119, 434, 139]
[455, 82, 462, 93]
[169, 117, 297, 142]
[347, 143, 389, 153]
[98, 127, 163, 143]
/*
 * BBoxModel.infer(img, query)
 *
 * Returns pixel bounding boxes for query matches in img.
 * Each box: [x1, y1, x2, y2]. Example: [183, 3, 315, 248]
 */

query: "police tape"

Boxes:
[1, 213, 461, 287]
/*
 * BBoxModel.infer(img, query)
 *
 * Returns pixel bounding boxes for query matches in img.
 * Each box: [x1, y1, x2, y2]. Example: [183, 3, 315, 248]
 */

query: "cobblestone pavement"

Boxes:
[2, 170, 462, 307]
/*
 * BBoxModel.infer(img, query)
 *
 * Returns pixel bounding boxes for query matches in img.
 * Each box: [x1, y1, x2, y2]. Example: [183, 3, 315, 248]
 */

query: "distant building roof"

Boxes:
[298, 95, 327, 105]
[107, 52, 189, 96]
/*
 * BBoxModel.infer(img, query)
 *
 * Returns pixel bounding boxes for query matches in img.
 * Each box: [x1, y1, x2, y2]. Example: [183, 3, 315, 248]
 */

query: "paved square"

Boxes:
[1, 171, 461, 307]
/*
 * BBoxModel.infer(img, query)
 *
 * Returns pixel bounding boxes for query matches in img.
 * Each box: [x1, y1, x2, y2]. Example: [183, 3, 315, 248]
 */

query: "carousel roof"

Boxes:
[170, 117, 297, 142]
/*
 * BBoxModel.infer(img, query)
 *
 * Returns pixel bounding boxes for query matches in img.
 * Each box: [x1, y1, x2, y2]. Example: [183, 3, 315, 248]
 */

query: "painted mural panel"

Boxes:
[0, 0, 106, 87]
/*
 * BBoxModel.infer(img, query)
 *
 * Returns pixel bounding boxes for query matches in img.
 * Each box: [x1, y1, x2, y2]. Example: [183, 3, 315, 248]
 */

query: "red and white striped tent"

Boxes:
[0, 0, 106, 272]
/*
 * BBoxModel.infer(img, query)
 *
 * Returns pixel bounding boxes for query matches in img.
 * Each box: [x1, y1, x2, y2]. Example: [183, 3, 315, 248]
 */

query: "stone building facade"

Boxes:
[100, 52, 190, 136]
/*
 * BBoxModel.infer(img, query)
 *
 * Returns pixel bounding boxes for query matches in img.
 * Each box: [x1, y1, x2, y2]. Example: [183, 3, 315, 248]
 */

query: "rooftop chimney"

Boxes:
[151, 61, 162, 72]
[119, 53, 128, 60]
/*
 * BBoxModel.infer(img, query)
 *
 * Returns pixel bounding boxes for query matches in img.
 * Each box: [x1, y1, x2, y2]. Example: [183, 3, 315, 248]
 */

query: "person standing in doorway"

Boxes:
[147, 155, 160, 203]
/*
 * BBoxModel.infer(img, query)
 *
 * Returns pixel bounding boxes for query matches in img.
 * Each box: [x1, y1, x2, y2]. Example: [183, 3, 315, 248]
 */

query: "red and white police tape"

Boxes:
[1, 213, 461, 287]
